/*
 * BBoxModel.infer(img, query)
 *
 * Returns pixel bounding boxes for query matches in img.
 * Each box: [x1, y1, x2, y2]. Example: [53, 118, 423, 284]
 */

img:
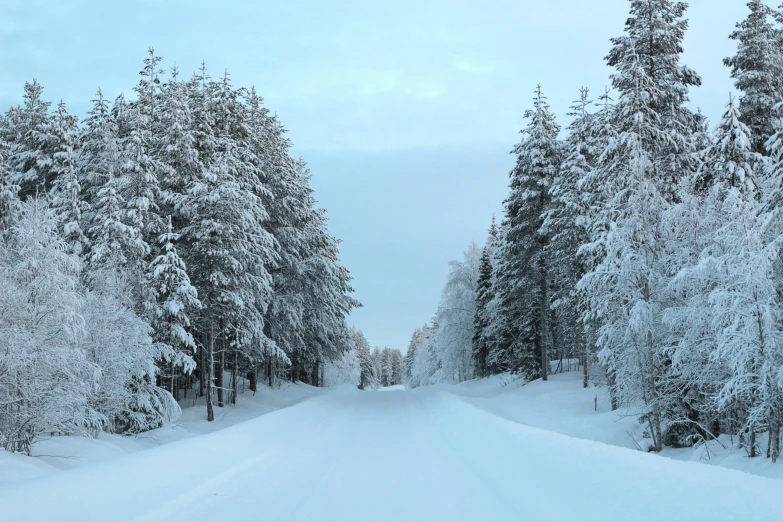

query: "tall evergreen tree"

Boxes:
[725, 0, 783, 154]
[605, 0, 701, 195]
[49, 101, 87, 253]
[494, 85, 561, 378]
[147, 216, 200, 399]
[5, 80, 54, 199]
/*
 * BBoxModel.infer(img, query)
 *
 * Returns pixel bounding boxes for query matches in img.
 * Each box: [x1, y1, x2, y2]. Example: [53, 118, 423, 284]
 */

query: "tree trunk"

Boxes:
[231, 350, 238, 405]
[582, 338, 589, 389]
[539, 266, 548, 382]
[647, 328, 662, 452]
[248, 366, 258, 394]
[267, 358, 273, 388]
[217, 345, 224, 408]
[770, 414, 780, 463]
[169, 360, 175, 398]
[207, 316, 215, 422]
[199, 334, 205, 398]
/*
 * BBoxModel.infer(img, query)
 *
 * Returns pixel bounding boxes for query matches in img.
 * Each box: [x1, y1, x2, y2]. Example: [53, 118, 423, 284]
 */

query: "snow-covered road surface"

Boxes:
[2, 385, 782, 522]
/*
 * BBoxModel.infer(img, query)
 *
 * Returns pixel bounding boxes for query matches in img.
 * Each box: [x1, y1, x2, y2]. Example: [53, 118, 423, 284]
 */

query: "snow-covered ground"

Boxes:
[2, 374, 783, 521]
[0, 381, 320, 486]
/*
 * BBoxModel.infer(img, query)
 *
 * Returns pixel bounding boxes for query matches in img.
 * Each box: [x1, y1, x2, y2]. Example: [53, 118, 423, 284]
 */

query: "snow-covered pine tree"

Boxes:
[0, 121, 20, 230]
[494, 85, 561, 379]
[118, 50, 168, 309]
[472, 217, 501, 378]
[146, 216, 200, 400]
[49, 100, 87, 253]
[725, 0, 783, 154]
[351, 328, 374, 390]
[176, 67, 276, 419]
[605, 0, 701, 197]
[697, 94, 761, 197]
[473, 245, 494, 378]
[543, 88, 596, 387]
[4, 80, 54, 199]
[156, 65, 199, 221]
[403, 330, 419, 385]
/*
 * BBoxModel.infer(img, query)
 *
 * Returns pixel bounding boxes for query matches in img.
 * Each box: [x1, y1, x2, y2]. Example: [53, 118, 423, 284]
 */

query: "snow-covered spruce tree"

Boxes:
[473, 246, 494, 378]
[697, 94, 762, 196]
[4, 80, 55, 199]
[208, 71, 278, 403]
[78, 89, 121, 228]
[605, 0, 701, 197]
[176, 68, 275, 419]
[352, 327, 374, 390]
[403, 329, 419, 385]
[472, 218, 501, 378]
[118, 50, 168, 310]
[493, 85, 561, 379]
[0, 123, 20, 231]
[156, 65, 199, 221]
[49, 100, 88, 254]
[578, 49, 672, 453]
[0, 199, 102, 453]
[285, 161, 359, 386]
[244, 95, 304, 385]
[725, 0, 783, 154]
[543, 88, 596, 387]
[146, 217, 200, 400]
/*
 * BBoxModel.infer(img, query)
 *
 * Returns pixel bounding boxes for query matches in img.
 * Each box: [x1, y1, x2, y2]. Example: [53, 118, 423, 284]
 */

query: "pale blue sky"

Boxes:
[0, 0, 750, 351]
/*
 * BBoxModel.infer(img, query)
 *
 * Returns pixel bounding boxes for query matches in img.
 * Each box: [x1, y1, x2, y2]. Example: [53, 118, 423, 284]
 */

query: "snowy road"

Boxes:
[2, 386, 782, 522]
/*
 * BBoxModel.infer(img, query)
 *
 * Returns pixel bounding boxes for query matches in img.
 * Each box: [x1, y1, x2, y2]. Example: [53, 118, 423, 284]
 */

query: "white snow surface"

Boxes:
[2, 373, 783, 521]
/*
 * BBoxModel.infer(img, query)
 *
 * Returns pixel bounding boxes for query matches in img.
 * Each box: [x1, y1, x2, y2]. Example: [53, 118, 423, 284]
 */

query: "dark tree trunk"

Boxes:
[216, 340, 225, 408]
[539, 261, 548, 382]
[206, 316, 215, 422]
[199, 331, 205, 398]
[231, 350, 238, 405]
[248, 366, 258, 394]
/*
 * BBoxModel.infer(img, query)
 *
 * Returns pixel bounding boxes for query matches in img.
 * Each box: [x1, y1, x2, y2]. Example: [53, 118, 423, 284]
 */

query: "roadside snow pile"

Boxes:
[0, 382, 320, 486]
[440, 371, 783, 481]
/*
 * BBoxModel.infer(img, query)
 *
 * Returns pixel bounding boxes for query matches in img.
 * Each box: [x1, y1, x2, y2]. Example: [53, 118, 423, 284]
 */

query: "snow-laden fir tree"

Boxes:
[5, 80, 54, 199]
[725, 0, 783, 154]
[493, 85, 561, 379]
[352, 327, 374, 390]
[605, 0, 701, 196]
[0, 122, 20, 230]
[49, 100, 88, 253]
[146, 216, 200, 400]
[543, 88, 596, 387]
[697, 94, 762, 197]
[118, 50, 168, 309]
[472, 218, 501, 377]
